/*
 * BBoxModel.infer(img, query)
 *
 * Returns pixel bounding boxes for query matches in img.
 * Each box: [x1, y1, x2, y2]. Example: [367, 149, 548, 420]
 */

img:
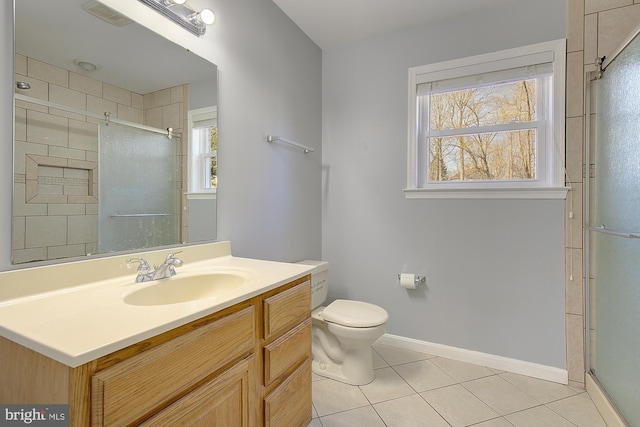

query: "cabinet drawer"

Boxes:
[264, 358, 312, 427]
[263, 281, 310, 341]
[264, 318, 311, 385]
[91, 306, 255, 426]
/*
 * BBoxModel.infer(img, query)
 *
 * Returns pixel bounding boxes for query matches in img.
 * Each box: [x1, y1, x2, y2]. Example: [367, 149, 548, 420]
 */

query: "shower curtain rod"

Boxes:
[586, 224, 640, 239]
[598, 21, 640, 74]
[14, 94, 181, 139]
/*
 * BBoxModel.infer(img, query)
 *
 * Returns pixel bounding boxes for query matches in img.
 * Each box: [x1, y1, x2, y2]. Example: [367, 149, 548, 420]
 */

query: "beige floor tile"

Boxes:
[393, 358, 457, 392]
[312, 378, 370, 416]
[359, 367, 415, 404]
[373, 394, 450, 427]
[421, 384, 499, 427]
[505, 405, 575, 427]
[311, 346, 604, 427]
[430, 356, 494, 382]
[372, 347, 389, 369]
[319, 406, 386, 427]
[500, 371, 578, 404]
[472, 418, 515, 427]
[372, 344, 431, 365]
[463, 375, 540, 415]
[546, 393, 607, 427]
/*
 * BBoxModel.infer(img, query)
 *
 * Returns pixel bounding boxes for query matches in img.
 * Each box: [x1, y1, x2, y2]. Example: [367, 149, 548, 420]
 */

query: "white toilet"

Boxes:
[297, 260, 389, 385]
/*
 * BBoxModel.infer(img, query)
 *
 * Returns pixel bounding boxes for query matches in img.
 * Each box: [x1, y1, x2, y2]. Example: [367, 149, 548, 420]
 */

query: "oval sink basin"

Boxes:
[124, 273, 247, 306]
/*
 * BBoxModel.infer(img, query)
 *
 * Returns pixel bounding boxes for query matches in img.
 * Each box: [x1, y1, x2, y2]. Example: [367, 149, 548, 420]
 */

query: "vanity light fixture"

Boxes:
[138, 0, 215, 36]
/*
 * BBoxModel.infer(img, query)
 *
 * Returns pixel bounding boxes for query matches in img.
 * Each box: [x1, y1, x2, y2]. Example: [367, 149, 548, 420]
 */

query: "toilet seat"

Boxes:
[320, 299, 388, 328]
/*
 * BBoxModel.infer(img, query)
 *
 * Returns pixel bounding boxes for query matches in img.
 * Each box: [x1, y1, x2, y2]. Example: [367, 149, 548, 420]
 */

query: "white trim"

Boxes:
[378, 333, 568, 384]
[187, 106, 218, 193]
[185, 192, 216, 200]
[586, 373, 629, 427]
[403, 186, 569, 199]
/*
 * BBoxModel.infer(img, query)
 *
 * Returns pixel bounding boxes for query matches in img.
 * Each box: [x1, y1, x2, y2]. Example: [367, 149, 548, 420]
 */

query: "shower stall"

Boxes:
[585, 24, 640, 427]
[98, 122, 180, 253]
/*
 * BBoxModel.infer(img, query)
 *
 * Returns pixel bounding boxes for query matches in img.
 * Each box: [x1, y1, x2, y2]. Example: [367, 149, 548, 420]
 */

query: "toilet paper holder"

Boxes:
[397, 274, 426, 285]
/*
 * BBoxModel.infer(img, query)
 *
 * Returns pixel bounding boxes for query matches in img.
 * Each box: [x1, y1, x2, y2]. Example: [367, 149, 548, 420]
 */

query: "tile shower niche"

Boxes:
[13, 149, 99, 263]
[26, 155, 97, 204]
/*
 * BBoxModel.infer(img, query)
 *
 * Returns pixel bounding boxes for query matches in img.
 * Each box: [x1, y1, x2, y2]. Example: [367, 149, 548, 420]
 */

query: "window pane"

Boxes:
[428, 129, 536, 182]
[205, 156, 217, 188]
[430, 79, 537, 130]
[209, 126, 217, 152]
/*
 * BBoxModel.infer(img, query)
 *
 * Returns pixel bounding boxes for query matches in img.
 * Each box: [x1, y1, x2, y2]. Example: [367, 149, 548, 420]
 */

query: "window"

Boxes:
[406, 40, 568, 199]
[188, 106, 217, 194]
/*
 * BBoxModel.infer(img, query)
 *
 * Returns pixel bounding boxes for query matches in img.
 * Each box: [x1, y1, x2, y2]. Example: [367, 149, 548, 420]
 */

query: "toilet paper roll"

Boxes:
[399, 273, 417, 289]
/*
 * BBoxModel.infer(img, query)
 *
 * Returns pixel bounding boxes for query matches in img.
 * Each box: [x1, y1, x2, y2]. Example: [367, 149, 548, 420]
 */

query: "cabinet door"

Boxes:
[139, 357, 251, 427]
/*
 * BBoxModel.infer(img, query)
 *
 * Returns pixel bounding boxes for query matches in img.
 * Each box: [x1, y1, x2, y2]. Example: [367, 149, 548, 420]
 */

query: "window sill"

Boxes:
[403, 186, 570, 200]
[186, 192, 217, 200]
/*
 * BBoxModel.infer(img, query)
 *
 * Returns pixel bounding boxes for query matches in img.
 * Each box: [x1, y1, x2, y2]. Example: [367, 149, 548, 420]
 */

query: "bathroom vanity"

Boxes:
[0, 242, 313, 426]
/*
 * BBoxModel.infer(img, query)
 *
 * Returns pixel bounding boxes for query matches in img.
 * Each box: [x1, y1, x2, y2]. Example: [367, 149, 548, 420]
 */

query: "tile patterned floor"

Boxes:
[309, 344, 607, 427]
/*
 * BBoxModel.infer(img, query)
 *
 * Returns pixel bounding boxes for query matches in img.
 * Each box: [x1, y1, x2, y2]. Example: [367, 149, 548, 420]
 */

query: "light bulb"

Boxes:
[198, 8, 215, 25]
[164, 0, 186, 5]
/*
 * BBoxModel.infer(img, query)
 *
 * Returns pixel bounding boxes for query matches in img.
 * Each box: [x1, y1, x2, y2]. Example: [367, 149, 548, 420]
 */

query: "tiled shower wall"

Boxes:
[565, 0, 640, 388]
[13, 54, 187, 264]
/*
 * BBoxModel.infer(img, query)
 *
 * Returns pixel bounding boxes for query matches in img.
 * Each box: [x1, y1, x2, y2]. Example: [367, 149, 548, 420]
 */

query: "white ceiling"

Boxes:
[272, 0, 524, 50]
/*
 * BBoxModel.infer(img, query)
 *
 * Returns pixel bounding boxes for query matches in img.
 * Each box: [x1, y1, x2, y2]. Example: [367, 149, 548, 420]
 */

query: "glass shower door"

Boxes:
[588, 29, 640, 427]
[98, 122, 179, 253]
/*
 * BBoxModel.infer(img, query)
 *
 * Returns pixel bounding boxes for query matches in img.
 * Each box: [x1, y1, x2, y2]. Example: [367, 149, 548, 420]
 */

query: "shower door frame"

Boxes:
[583, 21, 640, 427]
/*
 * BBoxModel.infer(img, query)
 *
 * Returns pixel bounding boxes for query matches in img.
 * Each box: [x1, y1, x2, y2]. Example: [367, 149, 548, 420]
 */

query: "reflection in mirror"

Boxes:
[13, 0, 218, 264]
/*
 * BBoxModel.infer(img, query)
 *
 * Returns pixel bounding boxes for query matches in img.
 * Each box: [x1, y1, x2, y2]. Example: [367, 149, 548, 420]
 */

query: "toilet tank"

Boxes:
[296, 260, 329, 309]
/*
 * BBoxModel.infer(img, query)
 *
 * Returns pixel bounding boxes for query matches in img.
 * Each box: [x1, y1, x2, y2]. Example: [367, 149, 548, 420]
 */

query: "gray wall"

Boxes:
[321, 1, 568, 367]
[0, 0, 323, 269]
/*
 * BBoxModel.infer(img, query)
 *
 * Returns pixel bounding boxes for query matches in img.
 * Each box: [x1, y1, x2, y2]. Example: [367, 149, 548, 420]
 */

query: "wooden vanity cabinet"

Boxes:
[0, 275, 312, 427]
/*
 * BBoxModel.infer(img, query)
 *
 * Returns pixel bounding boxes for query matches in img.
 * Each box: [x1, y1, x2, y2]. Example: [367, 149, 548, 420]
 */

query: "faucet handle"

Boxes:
[165, 251, 183, 267]
[126, 257, 151, 272]
[165, 251, 182, 260]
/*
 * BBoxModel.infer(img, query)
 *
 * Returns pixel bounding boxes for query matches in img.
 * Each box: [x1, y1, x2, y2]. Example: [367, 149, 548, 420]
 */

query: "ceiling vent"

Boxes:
[81, 1, 132, 26]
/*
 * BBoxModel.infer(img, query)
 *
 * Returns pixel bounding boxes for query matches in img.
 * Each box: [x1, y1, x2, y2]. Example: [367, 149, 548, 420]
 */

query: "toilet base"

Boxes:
[311, 347, 375, 386]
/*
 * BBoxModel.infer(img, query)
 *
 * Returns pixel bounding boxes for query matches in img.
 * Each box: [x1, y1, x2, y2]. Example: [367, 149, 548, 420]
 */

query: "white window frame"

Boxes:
[187, 106, 217, 197]
[405, 39, 568, 199]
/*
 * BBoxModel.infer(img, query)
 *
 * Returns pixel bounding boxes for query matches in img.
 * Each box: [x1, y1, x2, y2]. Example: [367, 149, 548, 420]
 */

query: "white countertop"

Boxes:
[0, 243, 313, 367]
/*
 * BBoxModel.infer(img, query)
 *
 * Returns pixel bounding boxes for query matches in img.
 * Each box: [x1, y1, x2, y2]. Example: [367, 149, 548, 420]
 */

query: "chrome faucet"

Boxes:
[127, 252, 183, 282]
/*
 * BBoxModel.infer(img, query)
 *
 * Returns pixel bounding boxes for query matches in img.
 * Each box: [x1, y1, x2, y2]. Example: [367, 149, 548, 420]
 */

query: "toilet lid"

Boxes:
[321, 299, 389, 328]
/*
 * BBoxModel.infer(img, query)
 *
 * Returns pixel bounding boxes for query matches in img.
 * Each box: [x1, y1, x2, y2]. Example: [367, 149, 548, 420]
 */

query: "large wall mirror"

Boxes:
[13, 0, 218, 265]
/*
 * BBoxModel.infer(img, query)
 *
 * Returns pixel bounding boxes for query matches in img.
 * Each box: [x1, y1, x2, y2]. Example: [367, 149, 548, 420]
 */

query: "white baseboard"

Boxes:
[377, 334, 568, 384]
[586, 372, 628, 427]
